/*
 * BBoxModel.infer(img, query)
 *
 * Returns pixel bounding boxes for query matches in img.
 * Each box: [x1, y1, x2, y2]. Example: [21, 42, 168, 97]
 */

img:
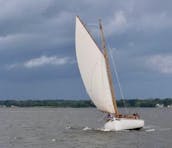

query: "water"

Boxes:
[0, 107, 171, 148]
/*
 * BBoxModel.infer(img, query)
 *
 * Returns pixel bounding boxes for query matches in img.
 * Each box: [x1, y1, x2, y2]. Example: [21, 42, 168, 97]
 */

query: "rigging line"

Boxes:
[108, 46, 129, 114]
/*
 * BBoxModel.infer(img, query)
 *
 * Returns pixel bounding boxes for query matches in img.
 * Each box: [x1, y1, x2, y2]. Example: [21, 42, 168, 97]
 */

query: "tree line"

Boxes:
[0, 98, 171, 108]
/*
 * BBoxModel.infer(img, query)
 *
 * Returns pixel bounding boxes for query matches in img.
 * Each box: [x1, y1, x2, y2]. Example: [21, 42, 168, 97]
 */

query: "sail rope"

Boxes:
[108, 46, 129, 114]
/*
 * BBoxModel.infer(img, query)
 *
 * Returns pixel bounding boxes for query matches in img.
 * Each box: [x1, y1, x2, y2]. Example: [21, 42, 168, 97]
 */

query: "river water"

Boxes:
[0, 107, 171, 148]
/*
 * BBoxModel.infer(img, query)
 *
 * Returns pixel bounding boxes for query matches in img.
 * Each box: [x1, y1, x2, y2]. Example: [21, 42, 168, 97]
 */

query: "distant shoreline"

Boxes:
[0, 98, 171, 108]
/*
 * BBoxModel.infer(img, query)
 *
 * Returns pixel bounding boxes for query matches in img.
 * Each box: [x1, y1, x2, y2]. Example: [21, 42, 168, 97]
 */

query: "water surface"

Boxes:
[0, 107, 171, 148]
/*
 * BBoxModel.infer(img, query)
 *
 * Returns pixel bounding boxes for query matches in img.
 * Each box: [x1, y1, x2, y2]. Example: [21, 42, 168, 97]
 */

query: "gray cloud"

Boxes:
[0, 0, 172, 99]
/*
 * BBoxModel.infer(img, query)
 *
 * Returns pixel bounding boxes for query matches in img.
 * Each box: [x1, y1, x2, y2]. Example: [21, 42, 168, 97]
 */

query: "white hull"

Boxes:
[104, 118, 144, 131]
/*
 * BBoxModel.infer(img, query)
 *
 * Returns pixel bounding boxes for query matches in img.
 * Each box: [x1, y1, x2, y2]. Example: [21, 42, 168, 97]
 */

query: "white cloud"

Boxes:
[146, 54, 172, 74]
[6, 55, 75, 69]
[24, 55, 74, 68]
[135, 12, 172, 31]
[106, 11, 127, 36]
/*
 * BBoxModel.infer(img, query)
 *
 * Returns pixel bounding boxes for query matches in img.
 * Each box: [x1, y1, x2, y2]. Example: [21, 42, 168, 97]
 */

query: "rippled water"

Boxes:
[0, 107, 171, 148]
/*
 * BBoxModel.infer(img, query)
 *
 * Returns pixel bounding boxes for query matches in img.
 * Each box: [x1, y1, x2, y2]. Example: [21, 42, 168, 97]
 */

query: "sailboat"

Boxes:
[75, 16, 144, 131]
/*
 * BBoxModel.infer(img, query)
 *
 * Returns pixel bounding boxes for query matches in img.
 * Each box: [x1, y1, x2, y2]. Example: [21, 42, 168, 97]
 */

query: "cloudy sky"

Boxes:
[0, 0, 172, 100]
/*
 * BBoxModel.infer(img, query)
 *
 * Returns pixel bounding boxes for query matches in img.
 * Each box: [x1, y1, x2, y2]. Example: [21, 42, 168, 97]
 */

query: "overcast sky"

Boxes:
[0, 0, 172, 100]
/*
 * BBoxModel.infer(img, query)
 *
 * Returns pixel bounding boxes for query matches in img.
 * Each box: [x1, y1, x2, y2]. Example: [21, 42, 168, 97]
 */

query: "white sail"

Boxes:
[75, 16, 115, 113]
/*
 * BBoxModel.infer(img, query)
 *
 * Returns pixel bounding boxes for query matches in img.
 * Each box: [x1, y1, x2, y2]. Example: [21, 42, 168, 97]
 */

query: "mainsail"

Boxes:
[75, 16, 116, 113]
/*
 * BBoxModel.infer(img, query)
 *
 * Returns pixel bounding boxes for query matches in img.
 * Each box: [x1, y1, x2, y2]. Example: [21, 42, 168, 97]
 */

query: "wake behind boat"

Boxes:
[75, 16, 144, 131]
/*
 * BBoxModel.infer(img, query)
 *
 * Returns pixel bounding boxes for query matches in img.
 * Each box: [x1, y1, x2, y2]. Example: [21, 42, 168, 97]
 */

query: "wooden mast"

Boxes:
[99, 19, 119, 115]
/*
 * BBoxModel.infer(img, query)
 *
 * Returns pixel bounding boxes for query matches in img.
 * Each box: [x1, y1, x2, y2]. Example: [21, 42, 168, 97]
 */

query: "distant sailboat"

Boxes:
[75, 16, 144, 131]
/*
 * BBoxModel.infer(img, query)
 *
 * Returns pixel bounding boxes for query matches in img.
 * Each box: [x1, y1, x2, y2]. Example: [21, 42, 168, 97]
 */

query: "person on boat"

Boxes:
[106, 113, 114, 121]
[133, 113, 140, 119]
